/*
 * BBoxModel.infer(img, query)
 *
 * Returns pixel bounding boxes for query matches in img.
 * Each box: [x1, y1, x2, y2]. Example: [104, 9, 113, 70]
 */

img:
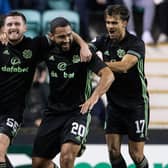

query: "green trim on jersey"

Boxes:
[82, 70, 92, 144]
[89, 43, 98, 52]
[84, 70, 92, 100]
[127, 50, 141, 59]
[82, 112, 91, 145]
[137, 59, 149, 136]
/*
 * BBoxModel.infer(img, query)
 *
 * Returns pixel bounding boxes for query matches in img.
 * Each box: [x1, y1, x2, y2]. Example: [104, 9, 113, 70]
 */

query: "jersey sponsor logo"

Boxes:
[63, 72, 74, 78]
[1, 56, 29, 73]
[117, 49, 126, 58]
[11, 57, 21, 66]
[50, 71, 74, 79]
[72, 55, 80, 63]
[51, 70, 58, 78]
[1, 66, 29, 73]
[57, 62, 67, 71]
[3, 49, 10, 55]
[22, 49, 32, 59]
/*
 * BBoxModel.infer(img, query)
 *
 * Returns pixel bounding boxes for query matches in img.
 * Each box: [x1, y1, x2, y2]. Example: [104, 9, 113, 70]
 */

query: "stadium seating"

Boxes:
[42, 10, 80, 34]
[145, 44, 168, 128]
[17, 9, 41, 38]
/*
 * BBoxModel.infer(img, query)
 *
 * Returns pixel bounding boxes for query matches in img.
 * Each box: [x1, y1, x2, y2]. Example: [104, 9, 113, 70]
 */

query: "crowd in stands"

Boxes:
[156, 0, 168, 43]
[0, 0, 168, 128]
[1, 0, 168, 43]
[123, 0, 155, 44]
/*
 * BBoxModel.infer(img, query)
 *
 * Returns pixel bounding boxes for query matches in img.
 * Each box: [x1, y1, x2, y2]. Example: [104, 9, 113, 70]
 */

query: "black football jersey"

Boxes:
[45, 42, 107, 113]
[90, 32, 149, 107]
[0, 36, 49, 116]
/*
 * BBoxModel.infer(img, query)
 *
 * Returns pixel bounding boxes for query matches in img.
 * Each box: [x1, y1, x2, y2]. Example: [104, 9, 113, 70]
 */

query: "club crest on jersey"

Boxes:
[22, 49, 32, 59]
[57, 62, 67, 71]
[117, 49, 126, 58]
[11, 57, 21, 65]
[72, 55, 80, 63]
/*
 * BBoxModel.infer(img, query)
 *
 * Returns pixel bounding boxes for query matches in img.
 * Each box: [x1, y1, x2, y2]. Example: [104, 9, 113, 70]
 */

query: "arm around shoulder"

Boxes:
[106, 54, 138, 73]
[72, 31, 92, 62]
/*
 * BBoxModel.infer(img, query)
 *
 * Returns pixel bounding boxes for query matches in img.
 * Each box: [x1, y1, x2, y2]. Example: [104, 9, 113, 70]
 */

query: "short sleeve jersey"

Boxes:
[90, 32, 149, 107]
[44, 42, 107, 114]
[0, 36, 50, 118]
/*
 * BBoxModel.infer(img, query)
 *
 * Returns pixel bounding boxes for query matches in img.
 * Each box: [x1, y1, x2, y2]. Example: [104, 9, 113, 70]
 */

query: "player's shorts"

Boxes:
[32, 109, 91, 159]
[105, 102, 150, 141]
[0, 115, 21, 143]
[0, 106, 23, 143]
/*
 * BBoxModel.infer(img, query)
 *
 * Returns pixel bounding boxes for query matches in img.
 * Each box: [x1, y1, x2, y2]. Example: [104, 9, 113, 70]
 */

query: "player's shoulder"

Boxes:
[32, 35, 48, 43]
[126, 32, 144, 46]
[10, 36, 34, 47]
[22, 35, 47, 43]
[21, 36, 40, 44]
[21, 36, 32, 43]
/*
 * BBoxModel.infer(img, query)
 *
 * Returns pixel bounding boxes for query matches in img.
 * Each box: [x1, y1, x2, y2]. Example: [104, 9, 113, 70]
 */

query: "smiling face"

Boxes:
[50, 25, 73, 52]
[105, 14, 127, 42]
[4, 16, 26, 44]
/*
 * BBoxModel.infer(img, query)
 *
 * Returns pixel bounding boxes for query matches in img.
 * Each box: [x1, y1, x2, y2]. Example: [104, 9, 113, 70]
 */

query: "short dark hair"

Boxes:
[104, 4, 130, 22]
[50, 17, 71, 33]
[5, 11, 27, 24]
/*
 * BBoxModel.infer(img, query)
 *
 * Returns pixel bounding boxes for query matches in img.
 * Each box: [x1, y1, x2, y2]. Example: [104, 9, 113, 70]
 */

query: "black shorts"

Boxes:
[32, 110, 91, 159]
[0, 115, 21, 143]
[105, 102, 150, 141]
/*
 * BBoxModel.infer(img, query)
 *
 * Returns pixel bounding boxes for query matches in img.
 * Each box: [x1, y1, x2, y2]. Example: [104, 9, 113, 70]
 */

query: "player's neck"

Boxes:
[120, 30, 126, 41]
[9, 36, 24, 45]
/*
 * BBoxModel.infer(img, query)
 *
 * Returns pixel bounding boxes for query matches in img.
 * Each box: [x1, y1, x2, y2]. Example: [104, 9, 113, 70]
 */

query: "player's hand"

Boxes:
[0, 32, 8, 45]
[80, 45, 92, 62]
[80, 94, 99, 114]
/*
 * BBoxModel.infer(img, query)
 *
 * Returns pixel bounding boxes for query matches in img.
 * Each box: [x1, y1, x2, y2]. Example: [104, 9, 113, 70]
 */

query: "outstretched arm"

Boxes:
[80, 66, 114, 114]
[72, 31, 92, 62]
